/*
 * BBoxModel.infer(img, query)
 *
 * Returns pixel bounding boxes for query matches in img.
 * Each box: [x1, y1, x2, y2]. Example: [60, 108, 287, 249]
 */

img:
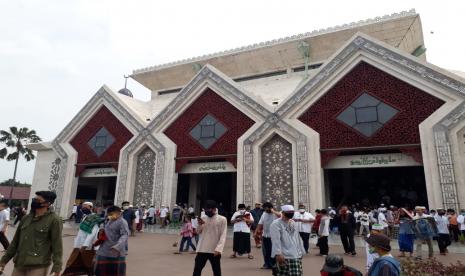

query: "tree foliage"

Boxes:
[0, 127, 41, 161]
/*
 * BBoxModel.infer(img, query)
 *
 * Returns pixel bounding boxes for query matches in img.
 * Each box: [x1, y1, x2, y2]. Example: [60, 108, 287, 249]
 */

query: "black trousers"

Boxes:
[193, 253, 221, 276]
[340, 230, 355, 253]
[0, 232, 9, 250]
[449, 225, 459, 242]
[299, 232, 310, 253]
[318, 236, 328, 255]
[262, 237, 275, 269]
[437, 233, 451, 253]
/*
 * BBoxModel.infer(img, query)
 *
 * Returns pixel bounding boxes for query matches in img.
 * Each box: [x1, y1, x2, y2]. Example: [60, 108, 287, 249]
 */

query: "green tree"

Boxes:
[0, 127, 41, 203]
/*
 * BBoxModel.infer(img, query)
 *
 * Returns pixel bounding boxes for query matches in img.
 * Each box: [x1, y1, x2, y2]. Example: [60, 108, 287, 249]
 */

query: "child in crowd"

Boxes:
[318, 209, 330, 256]
[174, 215, 196, 254]
[365, 224, 384, 272]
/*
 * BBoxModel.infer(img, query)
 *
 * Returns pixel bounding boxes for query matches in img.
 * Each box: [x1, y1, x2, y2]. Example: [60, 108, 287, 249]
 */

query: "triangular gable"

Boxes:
[146, 64, 271, 132]
[49, 85, 147, 213]
[276, 32, 465, 118]
[52, 85, 144, 155]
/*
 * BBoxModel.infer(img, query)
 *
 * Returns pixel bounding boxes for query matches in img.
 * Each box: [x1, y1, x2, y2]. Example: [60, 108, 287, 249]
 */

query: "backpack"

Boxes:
[369, 256, 400, 276]
[415, 218, 434, 239]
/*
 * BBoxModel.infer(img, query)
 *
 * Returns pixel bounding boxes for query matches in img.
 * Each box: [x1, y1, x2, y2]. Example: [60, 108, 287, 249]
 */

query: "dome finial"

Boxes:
[118, 75, 133, 97]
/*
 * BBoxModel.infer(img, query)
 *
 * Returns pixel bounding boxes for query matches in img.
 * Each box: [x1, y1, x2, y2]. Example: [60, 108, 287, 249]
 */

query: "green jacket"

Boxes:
[0, 210, 63, 273]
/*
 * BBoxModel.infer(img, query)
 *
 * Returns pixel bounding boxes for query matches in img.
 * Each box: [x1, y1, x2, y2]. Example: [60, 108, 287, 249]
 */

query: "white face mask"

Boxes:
[123, 206, 129, 210]
[299, 209, 305, 213]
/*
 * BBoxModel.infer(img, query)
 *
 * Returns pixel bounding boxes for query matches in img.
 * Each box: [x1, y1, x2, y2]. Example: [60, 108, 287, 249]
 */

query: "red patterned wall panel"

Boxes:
[70, 106, 133, 176]
[164, 88, 255, 171]
[298, 62, 444, 163]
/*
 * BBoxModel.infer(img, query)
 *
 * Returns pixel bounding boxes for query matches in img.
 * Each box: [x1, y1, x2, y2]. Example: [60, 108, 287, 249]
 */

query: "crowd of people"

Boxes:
[0, 191, 464, 275]
[173, 201, 465, 275]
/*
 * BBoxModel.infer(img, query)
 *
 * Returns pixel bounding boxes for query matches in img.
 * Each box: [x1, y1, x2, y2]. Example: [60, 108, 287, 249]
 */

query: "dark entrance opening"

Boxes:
[177, 173, 236, 219]
[325, 166, 428, 209]
[76, 176, 117, 204]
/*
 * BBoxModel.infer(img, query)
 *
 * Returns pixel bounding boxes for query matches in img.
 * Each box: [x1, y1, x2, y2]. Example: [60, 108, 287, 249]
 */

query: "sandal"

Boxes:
[230, 254, 236, 258]
[248, 255, 254, 259]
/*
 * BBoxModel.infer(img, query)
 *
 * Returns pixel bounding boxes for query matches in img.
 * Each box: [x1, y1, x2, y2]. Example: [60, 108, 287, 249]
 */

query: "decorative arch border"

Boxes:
[242, 115, 310, 208]
[120, 65, 273, 208]
[275, 33, 465, 211]
[50, 85, 147, 214]
[116, 130, 165, 207]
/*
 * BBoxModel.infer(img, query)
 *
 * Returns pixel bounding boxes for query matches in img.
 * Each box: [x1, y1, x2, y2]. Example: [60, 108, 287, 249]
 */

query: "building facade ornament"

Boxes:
[50, 86, 146, 213]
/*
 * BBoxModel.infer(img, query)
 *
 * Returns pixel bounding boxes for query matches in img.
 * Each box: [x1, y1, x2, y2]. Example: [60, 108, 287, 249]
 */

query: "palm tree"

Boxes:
[0, 127, 41, 204]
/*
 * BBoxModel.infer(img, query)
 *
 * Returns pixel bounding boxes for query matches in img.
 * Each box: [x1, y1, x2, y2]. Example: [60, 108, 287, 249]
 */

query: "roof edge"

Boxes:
[132, 9, 417, 75]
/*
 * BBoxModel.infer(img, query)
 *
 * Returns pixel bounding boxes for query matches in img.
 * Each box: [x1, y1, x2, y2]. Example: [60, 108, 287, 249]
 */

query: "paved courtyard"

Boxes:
[1, 225, 465, 275]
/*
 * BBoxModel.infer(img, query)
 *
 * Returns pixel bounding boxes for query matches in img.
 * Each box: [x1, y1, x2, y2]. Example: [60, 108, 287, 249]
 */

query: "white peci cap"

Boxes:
[281, 205, 295, 212]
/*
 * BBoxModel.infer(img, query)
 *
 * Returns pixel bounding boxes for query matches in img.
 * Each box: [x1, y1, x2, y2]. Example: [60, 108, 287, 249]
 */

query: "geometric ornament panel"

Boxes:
[189, 114, 227, 149]
[261, 134, 293, 209]
[133, 147, 156, 206]
[87, 127, 115, 157]
[337, 93, 398, 137]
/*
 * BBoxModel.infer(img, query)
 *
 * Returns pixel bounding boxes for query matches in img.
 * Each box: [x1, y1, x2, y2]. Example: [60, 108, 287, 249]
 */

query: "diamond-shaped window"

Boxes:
[336, 93, 399, 137]
[87, 127, 115, 157]
[189, 114, 227, 149]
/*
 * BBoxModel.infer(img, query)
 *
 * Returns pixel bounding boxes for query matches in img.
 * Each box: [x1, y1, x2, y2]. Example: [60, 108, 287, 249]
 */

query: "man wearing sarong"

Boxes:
[271, 205, 305, 276]
[63, 201, 103, 275]
[230, 204, 254, 259]
[94, 206, 130, 276]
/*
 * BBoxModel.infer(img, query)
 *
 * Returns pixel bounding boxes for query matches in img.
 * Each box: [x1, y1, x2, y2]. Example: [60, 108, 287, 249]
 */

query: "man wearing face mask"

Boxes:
[255, 202, 281, 269]
[366, 234, 400, 276]
[64, 202, 104, 275]
[230, 203, 254, 259]
[337, 206, 357, 256]
[121, 201, 135, 236]
[434, 208, 451, 255]
[293, 204, 315, 254]
[0, 191, 63, 276]
[270, 205, 305, 276]
[192, 200, 227, 276]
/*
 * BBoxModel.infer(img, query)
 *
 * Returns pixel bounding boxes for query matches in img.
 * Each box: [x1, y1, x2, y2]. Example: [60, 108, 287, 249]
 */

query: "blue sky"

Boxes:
[1, 0, 464, 183]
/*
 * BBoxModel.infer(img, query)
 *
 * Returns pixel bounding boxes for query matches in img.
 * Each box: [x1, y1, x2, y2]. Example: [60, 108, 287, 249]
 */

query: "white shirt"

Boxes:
[434, 215, 449, 234]
[318, 216, 330, 236]
[188, 207, 194, 213]
[160, 207, 168, 218]
[457, 214, 465, 230]
[270, 219, 305, 259]
[72, 205, 78, 214]
[148, 207, 155, 217]
[365, 233, 380, 271]
[135, 210, 140, 224]
[191, 218, 199, 229]
[293, 212, 314, 233]
[231, 211, 253, 233]
[360, 213, 370, 226]
[354, 211, 361, 222]
[258, 212, 279, 238]
[74, 223, 100, 249]
[0, 210, 9, 230]
[378, 212, 388, 228]
[329, 209, 336, 219]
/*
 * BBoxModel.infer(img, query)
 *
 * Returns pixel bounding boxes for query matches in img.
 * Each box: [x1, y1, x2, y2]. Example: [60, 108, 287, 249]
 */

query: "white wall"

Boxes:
[30, 149, 57, 204]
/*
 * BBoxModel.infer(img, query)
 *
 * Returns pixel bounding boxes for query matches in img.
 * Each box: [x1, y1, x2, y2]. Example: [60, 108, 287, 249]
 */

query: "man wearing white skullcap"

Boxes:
[270, 205, 305, 275]
[413, 206, 434, 259]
